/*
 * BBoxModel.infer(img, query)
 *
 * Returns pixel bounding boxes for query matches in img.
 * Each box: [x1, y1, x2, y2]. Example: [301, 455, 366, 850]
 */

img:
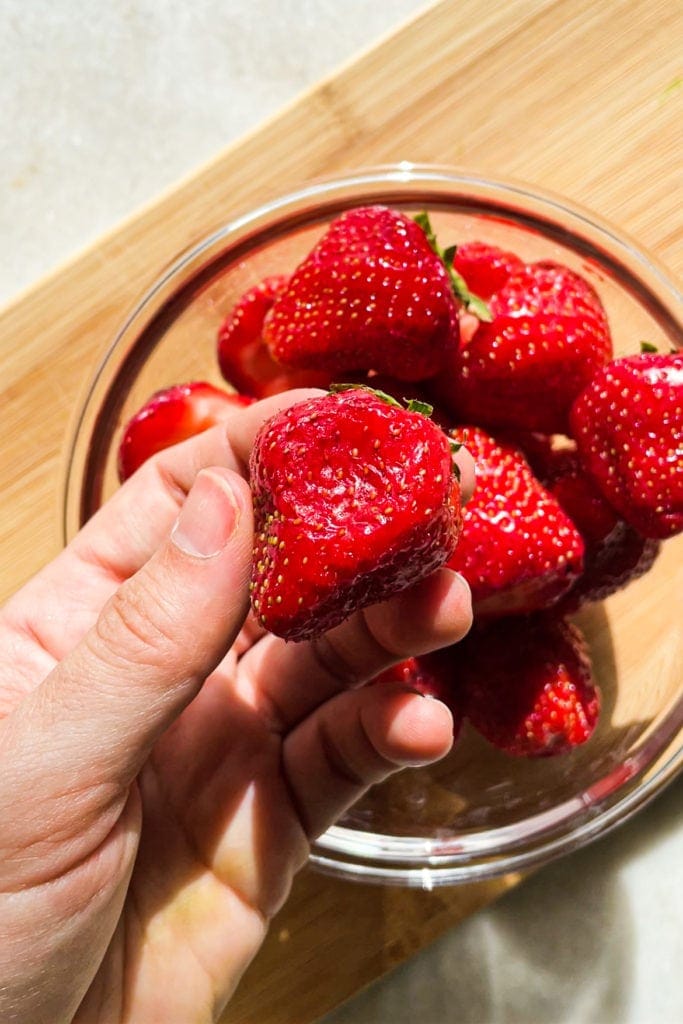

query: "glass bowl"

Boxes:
[63, 165, 683, 888]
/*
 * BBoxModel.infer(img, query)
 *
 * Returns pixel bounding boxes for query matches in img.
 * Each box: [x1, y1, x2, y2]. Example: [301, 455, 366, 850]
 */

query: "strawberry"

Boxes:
[217, 275, 331, 397]
[248, 386, 463, 641]
[117, 381, 253, 482]
[372, 652, 465, 739]
[534, 443, 661, 608]
[535, 444, 621, 545]
[453, 240, 524, 299]
[436, 261, 613, 434]
[263, 206, 466, 382]
[562, 520, 660, 610]
[569, 351, 683, 539]
[458, 614, 600, 757]
[447, 426, 584, 616]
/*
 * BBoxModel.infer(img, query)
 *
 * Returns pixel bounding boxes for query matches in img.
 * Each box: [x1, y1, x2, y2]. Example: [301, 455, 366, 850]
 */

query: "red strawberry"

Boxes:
[453, 240, 524, 299]
[562, 520, 660, 609]
[534, 444, 660, 608]
[372, 652, 465, 738]
[459, 615, 600, 757]
[217, 275, 331, 397]
[536, 445, 621, 545]
[437, 261, 613, 434]
[569, 351, 683, 539]
[117, 381, 253, 482]
[263, 206, 464, 382]
[249, 386, 463, 641]
[447, 426, 584, 616]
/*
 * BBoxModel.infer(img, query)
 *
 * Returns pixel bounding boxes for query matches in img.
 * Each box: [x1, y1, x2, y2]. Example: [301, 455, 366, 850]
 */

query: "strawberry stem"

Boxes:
[414, 211, 492, 322]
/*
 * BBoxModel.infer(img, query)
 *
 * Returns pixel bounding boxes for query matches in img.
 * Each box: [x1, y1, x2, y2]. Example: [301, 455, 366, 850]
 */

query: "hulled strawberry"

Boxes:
[117, 381, 253, 482]
[569, 351, 683, 539]
[459, 614, 600, 757]
[249, 386, 463, 641]
[437, 261, 613, 433]
[447, 426, 584, 616]
[217, 275, 331, 397]
[372, 652, 465, 738]
[263, 206, 465, 381]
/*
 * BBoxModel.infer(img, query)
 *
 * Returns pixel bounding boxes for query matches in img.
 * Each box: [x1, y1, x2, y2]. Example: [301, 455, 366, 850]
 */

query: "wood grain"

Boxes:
[0, 0, 681, 1021]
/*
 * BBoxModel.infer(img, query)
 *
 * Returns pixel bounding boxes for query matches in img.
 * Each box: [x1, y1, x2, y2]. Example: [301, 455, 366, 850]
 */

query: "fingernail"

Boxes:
[171, 470, 240, 558]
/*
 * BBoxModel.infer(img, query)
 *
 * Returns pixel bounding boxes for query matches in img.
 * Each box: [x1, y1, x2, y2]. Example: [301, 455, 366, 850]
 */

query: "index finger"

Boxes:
[2, 390, 322, 663]
[72, 388, 325, 579]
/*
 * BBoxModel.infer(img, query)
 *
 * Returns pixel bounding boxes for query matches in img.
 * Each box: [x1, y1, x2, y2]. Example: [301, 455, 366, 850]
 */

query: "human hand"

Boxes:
[0, 391, 474, 1024]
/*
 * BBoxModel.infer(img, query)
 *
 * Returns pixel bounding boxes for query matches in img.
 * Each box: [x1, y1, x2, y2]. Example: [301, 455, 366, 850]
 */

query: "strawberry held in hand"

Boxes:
[117, 381, 253, 481]
[459, 614, 600, 757]
[263, 206, 479, 382]
[570, 350, 683, 539]
[447, 426, 584, 616]
[249, 386, 463, 641]
[440, 261, 613, 434]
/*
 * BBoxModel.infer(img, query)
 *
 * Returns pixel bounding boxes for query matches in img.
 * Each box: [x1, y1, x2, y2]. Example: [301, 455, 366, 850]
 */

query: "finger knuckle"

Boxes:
[94, 575, 179, 670]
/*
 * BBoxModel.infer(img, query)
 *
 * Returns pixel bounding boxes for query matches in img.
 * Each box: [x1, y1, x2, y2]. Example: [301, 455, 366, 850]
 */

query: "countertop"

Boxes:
[1, 2, 681, 1022]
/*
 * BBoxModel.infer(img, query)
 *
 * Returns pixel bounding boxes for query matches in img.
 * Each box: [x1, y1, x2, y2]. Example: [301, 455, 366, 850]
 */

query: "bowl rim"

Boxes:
[61, 163, 683, 888]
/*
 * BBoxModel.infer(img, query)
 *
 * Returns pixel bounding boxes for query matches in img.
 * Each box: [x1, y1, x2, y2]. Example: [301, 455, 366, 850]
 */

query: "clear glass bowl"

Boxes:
[63, 165, 683, 887]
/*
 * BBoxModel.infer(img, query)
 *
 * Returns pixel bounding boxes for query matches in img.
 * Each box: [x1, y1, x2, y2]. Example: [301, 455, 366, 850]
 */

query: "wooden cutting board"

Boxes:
[0, 0, 680, 1021]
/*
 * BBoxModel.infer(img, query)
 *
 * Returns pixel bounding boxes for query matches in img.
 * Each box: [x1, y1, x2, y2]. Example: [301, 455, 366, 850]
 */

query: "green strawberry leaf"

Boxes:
[640, 341, 659, 353]
[413, 211, 492, 323]
[449, 437, 463, 480]
[406, 398, 434, 417]
[442, 244, 457, 267]
[330, 383, 438, 419]
[329, 382, 402, 409]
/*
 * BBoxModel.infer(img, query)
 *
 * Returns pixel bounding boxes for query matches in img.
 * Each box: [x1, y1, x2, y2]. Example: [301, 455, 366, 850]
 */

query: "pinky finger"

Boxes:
[282, 681, 454, 841]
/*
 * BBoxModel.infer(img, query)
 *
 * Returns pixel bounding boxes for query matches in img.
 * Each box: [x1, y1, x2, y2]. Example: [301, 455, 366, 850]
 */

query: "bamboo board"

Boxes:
[0, 0, 680, 1020]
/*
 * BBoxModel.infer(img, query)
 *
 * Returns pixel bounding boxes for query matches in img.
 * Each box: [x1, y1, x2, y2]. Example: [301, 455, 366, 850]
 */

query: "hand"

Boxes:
[0, 391, 474, 1024]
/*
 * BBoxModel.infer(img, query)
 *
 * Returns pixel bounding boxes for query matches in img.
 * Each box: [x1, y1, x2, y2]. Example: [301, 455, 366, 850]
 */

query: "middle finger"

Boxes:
[236, 566, 472, 734]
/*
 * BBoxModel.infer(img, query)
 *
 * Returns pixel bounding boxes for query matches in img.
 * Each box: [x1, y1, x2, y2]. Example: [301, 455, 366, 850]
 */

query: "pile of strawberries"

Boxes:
[118, 204, 682, 760]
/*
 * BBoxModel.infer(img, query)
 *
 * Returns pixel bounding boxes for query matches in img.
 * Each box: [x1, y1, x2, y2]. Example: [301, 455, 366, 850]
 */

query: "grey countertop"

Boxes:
[1, 3, 681, 1022]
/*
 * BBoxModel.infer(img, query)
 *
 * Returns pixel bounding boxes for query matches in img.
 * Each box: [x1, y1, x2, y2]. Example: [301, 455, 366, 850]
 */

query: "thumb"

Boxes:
[17, 467, 254, 790]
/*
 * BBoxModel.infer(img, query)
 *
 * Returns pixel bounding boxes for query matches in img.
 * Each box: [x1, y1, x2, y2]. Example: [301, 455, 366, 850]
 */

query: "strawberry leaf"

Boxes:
[329, 382, 402, 408]
[449, 437, 463, 480]
[640, 341, 659, 353]
[413, 211, 492, 323]
[406, 398, 434, 417]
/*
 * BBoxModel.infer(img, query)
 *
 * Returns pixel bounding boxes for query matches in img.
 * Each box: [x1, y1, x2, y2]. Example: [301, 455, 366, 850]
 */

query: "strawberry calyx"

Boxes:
[413, 211, 492, 322]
